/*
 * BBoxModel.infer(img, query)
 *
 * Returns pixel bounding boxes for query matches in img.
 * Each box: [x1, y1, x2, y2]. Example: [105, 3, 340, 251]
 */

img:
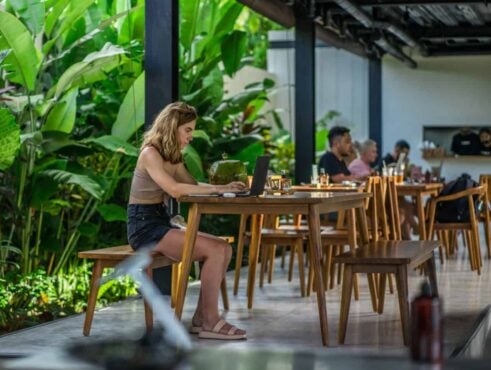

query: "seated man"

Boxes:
[318, 126, 361, 183]
[381, 139, 410, 168]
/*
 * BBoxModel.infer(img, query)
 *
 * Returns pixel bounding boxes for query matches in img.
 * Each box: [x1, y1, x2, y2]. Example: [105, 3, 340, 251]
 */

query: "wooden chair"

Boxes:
[479, 175, 491, 259]
[79, 242, 231, 336]
[334, 177, 442, 345]
[233, 213, 321, 297]
[335, 240, 439, 346]
[427, 186, 486, 274]
[317, 177, 386, 300]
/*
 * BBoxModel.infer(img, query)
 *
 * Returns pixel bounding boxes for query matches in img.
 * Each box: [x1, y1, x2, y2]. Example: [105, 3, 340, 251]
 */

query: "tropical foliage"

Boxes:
[0, 0, 283, 332]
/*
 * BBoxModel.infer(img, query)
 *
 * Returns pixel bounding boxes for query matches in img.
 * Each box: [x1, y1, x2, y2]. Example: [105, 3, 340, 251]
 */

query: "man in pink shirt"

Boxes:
[348, 139, 378, 178]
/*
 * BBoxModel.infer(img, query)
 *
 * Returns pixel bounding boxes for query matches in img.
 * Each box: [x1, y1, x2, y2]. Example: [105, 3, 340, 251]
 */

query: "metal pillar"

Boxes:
[145, 0, 179, 295]
[368, 59, 382, 157]
[294, 9, 316, 184]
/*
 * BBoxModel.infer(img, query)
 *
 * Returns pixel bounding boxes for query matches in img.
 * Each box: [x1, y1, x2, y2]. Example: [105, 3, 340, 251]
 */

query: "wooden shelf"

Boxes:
[424, 155, 491, 160]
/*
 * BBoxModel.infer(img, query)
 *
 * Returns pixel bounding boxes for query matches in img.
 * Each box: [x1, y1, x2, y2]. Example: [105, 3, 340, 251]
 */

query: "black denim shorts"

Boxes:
[127, 203, 177, 250]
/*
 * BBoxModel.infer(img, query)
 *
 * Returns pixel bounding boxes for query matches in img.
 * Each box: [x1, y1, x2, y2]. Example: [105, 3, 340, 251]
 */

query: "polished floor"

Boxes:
[1, 228, 490, 359]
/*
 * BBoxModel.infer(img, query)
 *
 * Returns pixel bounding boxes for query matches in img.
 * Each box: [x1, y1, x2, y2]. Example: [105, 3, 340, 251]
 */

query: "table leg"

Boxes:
[395, 265, 410, 346]
[425, 252, 439, 297]
[415, 195, 426, 240]
[338, 264, 353, 344]
[175, 203, 201, 319]
[307, 204, 329, 346]
[246, 214, 263, 309]
[356, 206, 370, 244]
[346, 209, 359, 301]
[233, 214, 248, 295]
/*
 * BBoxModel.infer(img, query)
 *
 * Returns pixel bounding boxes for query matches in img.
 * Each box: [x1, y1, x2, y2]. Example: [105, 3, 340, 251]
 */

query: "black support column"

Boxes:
[294, 9, 316, 184]
[145, 0, 179, 295]
[368, 59, 382, 156]
[145, 0, 179, 129]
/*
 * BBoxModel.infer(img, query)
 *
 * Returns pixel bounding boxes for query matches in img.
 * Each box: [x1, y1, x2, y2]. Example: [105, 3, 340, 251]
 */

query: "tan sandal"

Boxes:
[198, 319, 247, 340]
[189, 325, 201, 334]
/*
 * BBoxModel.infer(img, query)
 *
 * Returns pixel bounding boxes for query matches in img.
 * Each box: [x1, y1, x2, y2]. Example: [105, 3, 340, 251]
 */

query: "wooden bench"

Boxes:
[334, 240, 440, 346]
[78, 237, 234, 336]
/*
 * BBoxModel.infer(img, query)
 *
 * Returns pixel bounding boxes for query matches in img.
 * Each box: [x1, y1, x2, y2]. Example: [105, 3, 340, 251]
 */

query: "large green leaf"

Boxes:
[39, 169, 103, 199]
[180, 0, 200, 49]
[43, 0, 95, 54]
[117, 0, 144, 44]
[221, 31, 247, 77]
[97, 203, 127, 222]
[29, 175, 60, 208]
[42, 87, 78, 133]
[111, 71, 144, 141]
[41, 131, 89, 154]
[213, 2, 243, 38]
[51, 43, 125, 99]
[0, 108, 20, 170]
[316, 128, 328, 152]
[230, 141, 265, 173]
[47, 6, 141, 66]
[83, 135, 138, 157]
[183, 144, 205, 182]
[0, 11, 40, 91]
[8, 0, 45, 35]
[192, 130, 212, 146]
[213, 135, 263, 159]
[45, 0, 70, 36]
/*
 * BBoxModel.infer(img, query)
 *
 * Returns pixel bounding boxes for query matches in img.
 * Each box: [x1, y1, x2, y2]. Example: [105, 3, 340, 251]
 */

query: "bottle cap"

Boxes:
[420, 281, 432, 297]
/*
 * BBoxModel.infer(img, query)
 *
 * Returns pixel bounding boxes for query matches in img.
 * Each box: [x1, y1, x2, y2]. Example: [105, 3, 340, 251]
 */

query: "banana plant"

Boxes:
[0, 0, 142, 275]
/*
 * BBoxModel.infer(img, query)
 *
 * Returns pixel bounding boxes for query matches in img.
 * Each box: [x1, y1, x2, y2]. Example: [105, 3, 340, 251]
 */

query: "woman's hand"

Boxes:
[217, 182, 246, 193]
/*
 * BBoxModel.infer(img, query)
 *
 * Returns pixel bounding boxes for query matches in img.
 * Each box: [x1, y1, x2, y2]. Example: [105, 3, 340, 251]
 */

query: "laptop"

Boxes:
[236, 156, 270, 197]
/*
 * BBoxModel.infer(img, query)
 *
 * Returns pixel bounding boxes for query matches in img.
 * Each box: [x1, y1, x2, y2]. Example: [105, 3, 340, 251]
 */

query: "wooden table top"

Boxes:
[293, 183, 363, 192]
[178, 191, 369, 205]
[294, 182, 443, 194]
[396, 182, 443, 192]
[333, 240, 439, 265]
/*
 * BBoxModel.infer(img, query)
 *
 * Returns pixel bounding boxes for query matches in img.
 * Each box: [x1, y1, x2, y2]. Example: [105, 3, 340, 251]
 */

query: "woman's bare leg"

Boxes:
[154, 229, 243, 334]
[191, 233, 232, 326]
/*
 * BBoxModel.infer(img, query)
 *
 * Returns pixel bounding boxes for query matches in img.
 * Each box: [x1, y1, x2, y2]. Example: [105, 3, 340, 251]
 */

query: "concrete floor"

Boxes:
[1, 229, 490, 360]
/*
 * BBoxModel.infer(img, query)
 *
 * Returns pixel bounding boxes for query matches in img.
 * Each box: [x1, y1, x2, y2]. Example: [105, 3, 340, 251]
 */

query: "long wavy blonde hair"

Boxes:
[141, 102, 198, 164]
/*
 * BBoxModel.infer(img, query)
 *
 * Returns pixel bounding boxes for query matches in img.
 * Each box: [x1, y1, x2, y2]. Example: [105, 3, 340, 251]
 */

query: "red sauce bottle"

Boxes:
[410, 281, 443, 364]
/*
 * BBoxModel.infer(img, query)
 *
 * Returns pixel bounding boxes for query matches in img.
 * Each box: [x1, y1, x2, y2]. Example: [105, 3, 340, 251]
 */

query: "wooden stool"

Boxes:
[79, 239, 233, 336]
[78, 245, 174, 336]
[334, 240, 440, 346]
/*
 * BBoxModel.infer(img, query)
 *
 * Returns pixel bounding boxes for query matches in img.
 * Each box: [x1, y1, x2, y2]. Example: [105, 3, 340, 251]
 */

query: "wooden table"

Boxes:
[293, 184, 364, 192]
[397, 183, 443, 240]
[334, 240, 439, 345]
[176, 191, 370, 346]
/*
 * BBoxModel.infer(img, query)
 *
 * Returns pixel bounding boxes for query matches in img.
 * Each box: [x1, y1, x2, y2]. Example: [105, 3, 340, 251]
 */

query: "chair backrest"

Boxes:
[365, 176, 390, 241]
[385, 176, 403, 240]
[479, 174, 491, 202]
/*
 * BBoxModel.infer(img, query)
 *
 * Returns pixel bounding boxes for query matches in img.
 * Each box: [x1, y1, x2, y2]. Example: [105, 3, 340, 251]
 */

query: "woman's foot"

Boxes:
[189, 315, 203, 334]
[198, 319, 246, 340]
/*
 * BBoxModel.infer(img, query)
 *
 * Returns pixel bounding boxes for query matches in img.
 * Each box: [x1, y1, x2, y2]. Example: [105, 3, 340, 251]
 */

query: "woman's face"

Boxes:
[177, 120, 196, 149]
[363, 144, 378, 163]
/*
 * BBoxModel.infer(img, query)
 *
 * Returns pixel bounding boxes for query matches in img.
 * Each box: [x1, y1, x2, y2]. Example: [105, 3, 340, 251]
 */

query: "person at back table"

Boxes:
[127, 102, 246, 340]
[318, 126, 363, 183]
[380, 139, 410, 168]
[348, 139, 378, 178]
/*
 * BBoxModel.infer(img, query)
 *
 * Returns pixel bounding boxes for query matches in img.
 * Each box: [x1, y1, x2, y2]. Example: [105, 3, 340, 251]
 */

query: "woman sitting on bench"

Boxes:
[127, 102, 247, 340]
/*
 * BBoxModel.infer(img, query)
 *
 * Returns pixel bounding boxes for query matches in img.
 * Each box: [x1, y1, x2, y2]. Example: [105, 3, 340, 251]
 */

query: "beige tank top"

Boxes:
[129, 168, 167, 202]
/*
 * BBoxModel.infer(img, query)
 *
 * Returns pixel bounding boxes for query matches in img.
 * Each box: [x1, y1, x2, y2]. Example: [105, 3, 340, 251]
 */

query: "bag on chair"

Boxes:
[435, 173, 479, 223]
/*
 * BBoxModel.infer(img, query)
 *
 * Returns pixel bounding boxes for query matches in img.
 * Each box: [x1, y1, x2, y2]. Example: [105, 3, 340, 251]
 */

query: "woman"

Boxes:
[127, 102, 246, 340]
[348, 139, 378, 178]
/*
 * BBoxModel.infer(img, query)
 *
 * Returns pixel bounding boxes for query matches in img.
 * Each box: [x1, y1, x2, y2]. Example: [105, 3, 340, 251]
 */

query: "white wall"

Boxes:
[267, 30, 369, 146]
[382, 55, 491, 180]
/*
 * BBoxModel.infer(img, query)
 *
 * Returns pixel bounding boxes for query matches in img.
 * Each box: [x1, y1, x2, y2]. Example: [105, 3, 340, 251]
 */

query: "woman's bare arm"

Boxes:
[142, 147, 244, 197]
